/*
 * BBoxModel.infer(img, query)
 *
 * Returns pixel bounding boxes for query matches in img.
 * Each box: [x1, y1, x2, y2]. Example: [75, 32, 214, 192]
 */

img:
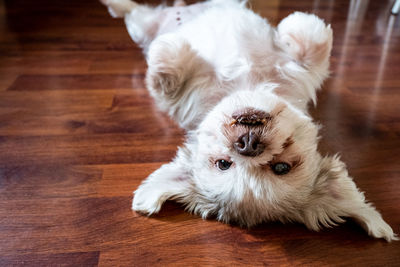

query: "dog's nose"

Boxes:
[233, 131, 265, 157]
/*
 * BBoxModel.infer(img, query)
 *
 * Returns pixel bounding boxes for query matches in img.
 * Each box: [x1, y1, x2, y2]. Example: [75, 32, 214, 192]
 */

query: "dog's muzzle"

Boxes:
[231, 108, 269, 157]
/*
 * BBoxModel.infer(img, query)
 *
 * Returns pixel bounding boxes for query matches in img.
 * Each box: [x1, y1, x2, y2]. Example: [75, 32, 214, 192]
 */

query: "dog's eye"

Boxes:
[216, 159, 232, 170]
[271, 162, 291, 175]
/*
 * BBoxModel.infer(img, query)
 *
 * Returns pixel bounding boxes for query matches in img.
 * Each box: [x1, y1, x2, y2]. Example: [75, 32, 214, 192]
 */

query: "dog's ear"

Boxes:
[132, 146, 193, 215]
[303, 155, 398, 241]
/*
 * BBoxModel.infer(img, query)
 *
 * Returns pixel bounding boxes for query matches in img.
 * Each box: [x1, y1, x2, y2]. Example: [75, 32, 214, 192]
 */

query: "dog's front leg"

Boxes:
[274, 12, 332, 107]
[146, 34, 216, 129]
[132, 153, 193, 215]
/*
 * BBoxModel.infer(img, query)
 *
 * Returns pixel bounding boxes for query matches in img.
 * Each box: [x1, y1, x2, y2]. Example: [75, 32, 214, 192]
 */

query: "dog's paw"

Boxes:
[100, 0, 137, 18]
[132, 184, 164, 215]
[366, 216, 399, 242]
[278, 12, 331, 43]
[277, 12, 332, 67]
[146, 35, 195, 97]
[147, 68, 181, 97]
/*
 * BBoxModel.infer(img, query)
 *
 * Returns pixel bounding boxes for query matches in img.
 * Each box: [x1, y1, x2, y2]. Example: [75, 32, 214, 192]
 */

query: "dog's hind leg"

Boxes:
[101, 0, 138, 18]
[101, 0, 166, 50]
[173, 0, 186, 7]
[101, 0, 212, 53]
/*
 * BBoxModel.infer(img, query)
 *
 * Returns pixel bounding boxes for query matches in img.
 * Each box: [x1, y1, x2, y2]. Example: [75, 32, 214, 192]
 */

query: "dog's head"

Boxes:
[172, 86, 329, 224]
[196, 86, 319, 176]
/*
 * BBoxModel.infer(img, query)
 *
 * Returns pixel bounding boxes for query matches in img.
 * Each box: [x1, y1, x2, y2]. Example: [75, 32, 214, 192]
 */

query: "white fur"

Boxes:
[102, 0, 398, 241]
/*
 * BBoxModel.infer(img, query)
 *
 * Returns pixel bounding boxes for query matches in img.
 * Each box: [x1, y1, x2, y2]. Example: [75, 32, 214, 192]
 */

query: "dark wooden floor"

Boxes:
[0, 0, 399, 265]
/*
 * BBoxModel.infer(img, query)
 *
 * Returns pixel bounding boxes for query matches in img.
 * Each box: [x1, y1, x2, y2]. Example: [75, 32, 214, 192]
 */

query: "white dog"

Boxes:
[101, 0, 397, 241]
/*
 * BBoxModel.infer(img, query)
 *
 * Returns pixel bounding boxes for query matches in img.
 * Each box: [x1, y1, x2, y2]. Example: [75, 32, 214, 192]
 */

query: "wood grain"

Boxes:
[0, 0, 399, 266]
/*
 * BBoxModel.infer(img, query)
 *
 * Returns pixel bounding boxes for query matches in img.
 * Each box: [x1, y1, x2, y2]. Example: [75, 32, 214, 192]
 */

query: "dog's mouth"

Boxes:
[230, 108, 271, 127]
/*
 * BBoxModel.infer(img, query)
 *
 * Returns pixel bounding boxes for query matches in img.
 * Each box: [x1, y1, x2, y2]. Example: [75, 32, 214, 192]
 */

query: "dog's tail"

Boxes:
[100, 0, 138, 18]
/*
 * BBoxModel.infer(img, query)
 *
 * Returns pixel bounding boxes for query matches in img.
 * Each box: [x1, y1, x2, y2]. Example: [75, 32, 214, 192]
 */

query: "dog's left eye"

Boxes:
[271, 162, 291, 175]
[216, 159, 232, 170]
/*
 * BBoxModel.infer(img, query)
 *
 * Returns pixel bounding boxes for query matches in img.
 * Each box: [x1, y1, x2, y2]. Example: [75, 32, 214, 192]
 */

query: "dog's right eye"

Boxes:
[271, 162, 291, 175]
[216, 159, 232, 170]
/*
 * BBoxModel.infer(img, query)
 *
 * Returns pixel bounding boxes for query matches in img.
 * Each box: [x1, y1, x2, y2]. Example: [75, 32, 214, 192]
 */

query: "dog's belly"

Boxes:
[157, 3, 209, 35]
[156, 2, 276, 83]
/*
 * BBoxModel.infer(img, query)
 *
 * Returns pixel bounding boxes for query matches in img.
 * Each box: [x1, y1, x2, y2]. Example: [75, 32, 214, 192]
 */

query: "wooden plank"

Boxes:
[8, 74, 142, 91]
[0, 252, 99, 266]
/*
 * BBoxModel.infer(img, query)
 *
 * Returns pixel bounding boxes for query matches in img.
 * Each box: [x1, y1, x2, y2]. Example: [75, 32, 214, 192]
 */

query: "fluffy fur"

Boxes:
[101, 0, 398, 241]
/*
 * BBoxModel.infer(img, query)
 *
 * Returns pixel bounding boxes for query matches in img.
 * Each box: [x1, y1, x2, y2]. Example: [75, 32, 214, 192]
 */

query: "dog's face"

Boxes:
[183, 87, 324, 225]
